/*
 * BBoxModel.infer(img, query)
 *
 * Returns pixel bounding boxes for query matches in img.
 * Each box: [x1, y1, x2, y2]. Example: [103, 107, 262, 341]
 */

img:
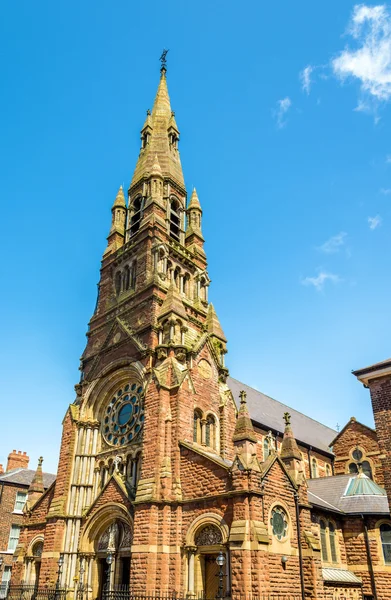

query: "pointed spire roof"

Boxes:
[112, 185, 126, 209]
[207, 304, 227, 342]
[28, 456, 44, 494]
[188, 188, 202, 211]
[280, 413, 302, 461]
[142, 109, 153, 131]
[130, 70, 185, 190]
[233, 391, 257, 443]
[159, 282, 188, 321]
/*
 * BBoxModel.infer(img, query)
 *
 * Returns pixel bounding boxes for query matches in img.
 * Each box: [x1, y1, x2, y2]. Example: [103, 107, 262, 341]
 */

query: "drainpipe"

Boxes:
[294, 491, 305, 600]
[362, 514, 378, 600]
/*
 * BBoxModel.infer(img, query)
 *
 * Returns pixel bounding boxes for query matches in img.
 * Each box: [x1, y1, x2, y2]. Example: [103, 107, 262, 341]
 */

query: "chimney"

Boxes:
[6, 450, 30, 472]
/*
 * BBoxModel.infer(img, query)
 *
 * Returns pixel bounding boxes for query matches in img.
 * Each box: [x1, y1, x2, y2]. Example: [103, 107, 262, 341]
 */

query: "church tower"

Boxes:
[13, 58, 234, 596]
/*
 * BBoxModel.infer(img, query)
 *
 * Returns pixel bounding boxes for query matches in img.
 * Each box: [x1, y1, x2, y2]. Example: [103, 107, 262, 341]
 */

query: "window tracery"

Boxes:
[194, 524, 223, 546]
[347, 446, 374, 479]
[102, 383, 144, 447]
[270, 507, 288, 541]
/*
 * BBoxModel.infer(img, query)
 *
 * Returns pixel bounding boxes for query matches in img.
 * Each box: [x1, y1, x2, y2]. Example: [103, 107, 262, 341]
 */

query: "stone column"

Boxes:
[186, 547, 197, 597]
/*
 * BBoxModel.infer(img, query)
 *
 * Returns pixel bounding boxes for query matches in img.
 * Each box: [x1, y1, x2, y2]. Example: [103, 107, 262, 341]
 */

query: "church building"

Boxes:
[11, 61, 391, 600]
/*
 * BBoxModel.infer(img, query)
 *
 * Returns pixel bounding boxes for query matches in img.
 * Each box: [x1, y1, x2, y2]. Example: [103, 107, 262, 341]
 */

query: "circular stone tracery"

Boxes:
[102, 383, 144, 446]
[271, 506, 288, 541]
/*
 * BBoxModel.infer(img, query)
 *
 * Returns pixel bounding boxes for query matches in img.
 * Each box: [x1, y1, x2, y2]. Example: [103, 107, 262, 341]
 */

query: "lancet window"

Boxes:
[319, 519, 339, 564]
[169, 198, 181, 241]
[193, 410, 202, 444]
[311, 458, 318, 478]
[205, 415, 217, 450]
[130, 196, 143, 237]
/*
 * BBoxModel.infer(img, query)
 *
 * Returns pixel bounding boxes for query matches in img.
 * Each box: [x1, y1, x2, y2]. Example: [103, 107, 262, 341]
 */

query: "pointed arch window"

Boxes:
[115, 271, 122, 296]
[380, 524, 391, 564]
[329, 522, 338, 563]
[124, 265, 130, 291]
[169, 199, 181, 241]
[263, 438, 270, 461]
[362, 460, 373, 479]
[130, 197, 143, 236]
[205, 415, 217, 450]
[311, 458, 318, 478]
[193, 410, 202, 444]
[320, 520, 328, 562]
[325, 463, 332, 477]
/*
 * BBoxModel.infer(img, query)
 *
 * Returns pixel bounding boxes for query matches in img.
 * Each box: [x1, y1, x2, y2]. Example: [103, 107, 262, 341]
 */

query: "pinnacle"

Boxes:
[206, 303, 227, 342]
[188, 188, 201, 211]
[112, 185, 126, 209]
[280, 414, 302, 461]
[233, 390, 257, 443]
[28, 456, 44, 494]
[159, 281, 188, 321]
[151, 154, 162, 176]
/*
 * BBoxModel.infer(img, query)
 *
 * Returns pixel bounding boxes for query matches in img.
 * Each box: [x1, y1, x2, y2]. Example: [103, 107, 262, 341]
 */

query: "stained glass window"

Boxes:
[102, 383, 144, 446]
[270, 507, 288, 540]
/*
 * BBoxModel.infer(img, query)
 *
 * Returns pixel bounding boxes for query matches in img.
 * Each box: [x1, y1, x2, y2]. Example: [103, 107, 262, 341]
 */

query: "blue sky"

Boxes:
[1, 1, 391, 474]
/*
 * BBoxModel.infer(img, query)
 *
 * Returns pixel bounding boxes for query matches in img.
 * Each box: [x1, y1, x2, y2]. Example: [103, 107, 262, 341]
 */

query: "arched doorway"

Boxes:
[24, 540, 43, 587]
[96, 521, 132, 599]
[186, 520, 229, 599]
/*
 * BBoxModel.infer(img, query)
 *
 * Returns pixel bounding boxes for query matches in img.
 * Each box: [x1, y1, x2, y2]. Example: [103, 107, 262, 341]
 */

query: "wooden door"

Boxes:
[204, 556, 219, 599]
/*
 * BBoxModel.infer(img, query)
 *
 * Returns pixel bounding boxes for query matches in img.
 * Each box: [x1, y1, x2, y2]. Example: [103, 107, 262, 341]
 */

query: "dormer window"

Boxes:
[130, 197, 143, 237]
[169, 199, 181, 241]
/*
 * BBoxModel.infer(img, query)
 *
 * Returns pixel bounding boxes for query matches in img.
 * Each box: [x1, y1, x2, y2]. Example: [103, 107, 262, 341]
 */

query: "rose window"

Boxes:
[271, 506, 288, 540]
[102, 383, 144, 446]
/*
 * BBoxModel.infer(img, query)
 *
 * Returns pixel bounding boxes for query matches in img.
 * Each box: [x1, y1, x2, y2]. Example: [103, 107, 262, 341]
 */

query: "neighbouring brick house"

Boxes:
[10, 63, 391, 600]
[0, 452, 55, 594]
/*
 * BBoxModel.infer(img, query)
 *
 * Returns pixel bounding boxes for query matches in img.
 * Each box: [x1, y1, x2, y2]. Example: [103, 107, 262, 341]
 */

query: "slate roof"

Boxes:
[0, 468, 56, 489]
[308, 474, 389, 515]
[228, 377, 336, 454]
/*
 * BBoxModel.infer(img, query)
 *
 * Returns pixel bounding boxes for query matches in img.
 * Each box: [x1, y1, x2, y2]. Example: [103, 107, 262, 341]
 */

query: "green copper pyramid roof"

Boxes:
[345, 472, 386, 497]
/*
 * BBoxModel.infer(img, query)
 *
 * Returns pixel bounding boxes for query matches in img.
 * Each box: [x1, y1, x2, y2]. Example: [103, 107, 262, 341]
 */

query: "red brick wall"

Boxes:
[0, 482, 29, 573]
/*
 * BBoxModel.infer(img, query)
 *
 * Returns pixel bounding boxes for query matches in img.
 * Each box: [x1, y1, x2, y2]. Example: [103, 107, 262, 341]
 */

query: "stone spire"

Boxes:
[280, 413, 305, 484]
[26, 456, 45, 509]
[130, 69, 185, 191]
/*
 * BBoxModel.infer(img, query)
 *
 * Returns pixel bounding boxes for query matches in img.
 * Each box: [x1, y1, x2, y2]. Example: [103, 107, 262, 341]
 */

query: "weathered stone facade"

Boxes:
[9, 66, 391, 600]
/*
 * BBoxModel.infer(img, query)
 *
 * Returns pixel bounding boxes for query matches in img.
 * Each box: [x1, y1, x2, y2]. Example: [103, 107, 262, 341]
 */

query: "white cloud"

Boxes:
[301, 271, 341, 291]
[318, 231, 347, 253]
[332, 4, 391, 104]
[300, 65, 314, 94]
[274, 97, 292, 128]
[368, 214, 382, 229]
[380, 187, 391, 194]
[386, 154, 391, 163]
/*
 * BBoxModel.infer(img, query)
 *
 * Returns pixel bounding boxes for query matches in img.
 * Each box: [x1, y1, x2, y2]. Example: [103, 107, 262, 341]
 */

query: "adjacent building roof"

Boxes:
[308, 474, 389, 515]
[228, 377, 336, 454]
[0, 468, 56, 489]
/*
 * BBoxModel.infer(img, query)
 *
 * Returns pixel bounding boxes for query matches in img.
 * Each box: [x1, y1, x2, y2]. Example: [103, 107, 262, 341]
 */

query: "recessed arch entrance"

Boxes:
[78, 504, 133, 600]
[185, 514, 230, 599]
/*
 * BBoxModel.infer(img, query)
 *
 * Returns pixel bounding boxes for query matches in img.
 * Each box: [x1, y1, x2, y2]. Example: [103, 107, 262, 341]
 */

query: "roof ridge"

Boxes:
[229, 376, 337, 434]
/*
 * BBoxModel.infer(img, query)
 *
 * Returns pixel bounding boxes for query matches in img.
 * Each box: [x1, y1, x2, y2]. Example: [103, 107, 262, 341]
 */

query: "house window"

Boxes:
[14, 492, 27, 513]
[8, 524, 21, 551]
[1, 566, 12, 598]
[380, 523, 391, 564]
[320, 520, 328, 562]
[311, 458, 318, 478]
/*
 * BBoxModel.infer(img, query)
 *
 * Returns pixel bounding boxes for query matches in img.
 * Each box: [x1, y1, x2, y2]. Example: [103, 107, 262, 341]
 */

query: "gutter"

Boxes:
[294, 491, 305, 600]
[362, 514, 378, 600]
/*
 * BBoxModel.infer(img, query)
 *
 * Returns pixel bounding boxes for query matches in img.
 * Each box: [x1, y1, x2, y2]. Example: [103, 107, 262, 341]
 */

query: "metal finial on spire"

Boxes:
[160, 48, 169, 72]
[283, 412, 291, 426]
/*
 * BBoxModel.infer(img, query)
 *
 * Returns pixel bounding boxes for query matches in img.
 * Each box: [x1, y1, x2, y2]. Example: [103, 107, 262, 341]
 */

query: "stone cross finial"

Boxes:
[239, 390, 247, 404]
[38, 457, 43, 467]
[283, 412, 291, 426]
[113, 456, 122, 472]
